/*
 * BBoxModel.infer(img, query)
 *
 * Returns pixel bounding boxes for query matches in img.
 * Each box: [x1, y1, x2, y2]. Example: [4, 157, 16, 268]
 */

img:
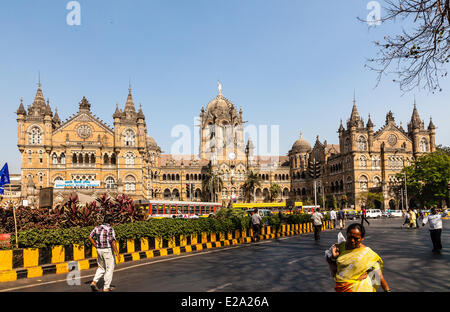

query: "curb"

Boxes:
[0, 221, 334, 282]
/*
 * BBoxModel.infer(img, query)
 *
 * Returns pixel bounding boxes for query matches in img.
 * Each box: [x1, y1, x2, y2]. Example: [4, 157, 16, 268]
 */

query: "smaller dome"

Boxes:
[291, 132, 311, 153]
[146, 135, 159, 149]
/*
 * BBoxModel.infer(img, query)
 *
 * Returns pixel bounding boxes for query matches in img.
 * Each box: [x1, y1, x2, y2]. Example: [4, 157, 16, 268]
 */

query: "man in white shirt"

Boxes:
[329, 209, 337, 229]
[311, 208, 324, 241]
[422, 207, 448, 252]
[251, 209, 263, 241]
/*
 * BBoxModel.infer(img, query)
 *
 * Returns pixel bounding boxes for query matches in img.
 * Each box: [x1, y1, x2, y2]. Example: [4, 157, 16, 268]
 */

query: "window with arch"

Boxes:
[359, 155, 367, 168]
[29, 126, 42, 145]
[39, 150, 43, 164]
[373, 176, 381, 187]
[357, 136, 367, 151]
[124, 129, 136, 147]
[53, 176, 63, 185]
[125, 175, 136, 191]
[359, 175, 368, 191]
[61, 153, 65, 165]
[125, 152, 135, 165]
[27, 150, 32, 164]
[52, 153, 58, 165]
[419, 138, 428, 152]
[106, 177, 116, 189]
[38, 172, 43, 184]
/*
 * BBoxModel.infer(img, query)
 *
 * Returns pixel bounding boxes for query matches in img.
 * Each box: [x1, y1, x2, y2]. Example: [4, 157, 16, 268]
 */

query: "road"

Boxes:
[0, 217, 449, 292]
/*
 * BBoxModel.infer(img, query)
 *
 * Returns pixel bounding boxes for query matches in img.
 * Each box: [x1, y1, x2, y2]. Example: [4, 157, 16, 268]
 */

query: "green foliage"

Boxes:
[358, 192, 384, 210]
[10, 217, 248, 249]
[242, 171, 262, 202]
[269, 184, 282, 202]
[397, 151, 450, 208]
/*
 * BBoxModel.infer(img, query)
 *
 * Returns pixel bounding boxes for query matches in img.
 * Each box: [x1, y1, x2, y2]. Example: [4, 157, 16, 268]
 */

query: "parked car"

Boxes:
[366, 209, 382, 218]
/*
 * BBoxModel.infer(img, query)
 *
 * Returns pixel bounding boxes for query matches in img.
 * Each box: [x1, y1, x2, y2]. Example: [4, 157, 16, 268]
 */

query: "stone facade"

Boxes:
[14, 82, 436, 210]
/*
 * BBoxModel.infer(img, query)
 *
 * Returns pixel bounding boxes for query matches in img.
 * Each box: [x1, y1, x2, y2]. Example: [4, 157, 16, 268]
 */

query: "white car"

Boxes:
[389, 210, 403, 217]
[366, 209, 382, 218]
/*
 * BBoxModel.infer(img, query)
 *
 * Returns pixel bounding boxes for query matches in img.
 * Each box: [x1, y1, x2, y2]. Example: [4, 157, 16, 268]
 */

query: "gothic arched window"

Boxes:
[124, 129, 136, 147]
[359, 155, 367, 168]
[357, 136, 367, 151]
[125, 152, 135, 165]
[125, 175, 136, 191]
[420, 138, 428, 152]
[359, 175, 368, 191]
[29, 126, 42, 145]
[106, 177, 115, 189]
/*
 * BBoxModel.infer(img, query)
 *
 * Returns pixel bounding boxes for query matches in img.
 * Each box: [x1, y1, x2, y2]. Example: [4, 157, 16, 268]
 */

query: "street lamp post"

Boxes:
[404, 172, 408, 210]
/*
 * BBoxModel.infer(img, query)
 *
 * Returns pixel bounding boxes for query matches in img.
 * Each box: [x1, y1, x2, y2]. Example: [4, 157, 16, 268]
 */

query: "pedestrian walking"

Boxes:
[312, 208, 324, 241]
[360, 207, 370, 226]
[251, 208, 262, 241]
[326, 223, 391, 292]
[401, 211, 410, 228]
[408, 209, 417, 229]
[337, 207, 346, 230]
[422, 207, 448, 252]
[89, 215, 120, 292]
[414, 208, 420, 228]
[330, 209, 337, 229]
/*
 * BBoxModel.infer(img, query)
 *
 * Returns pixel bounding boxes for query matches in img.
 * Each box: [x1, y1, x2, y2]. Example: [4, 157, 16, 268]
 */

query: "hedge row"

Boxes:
[8, 213, 315, 249]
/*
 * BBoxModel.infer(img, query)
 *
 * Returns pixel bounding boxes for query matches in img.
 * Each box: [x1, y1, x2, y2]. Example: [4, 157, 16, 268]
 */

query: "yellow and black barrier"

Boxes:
[0, 220, 334, 282]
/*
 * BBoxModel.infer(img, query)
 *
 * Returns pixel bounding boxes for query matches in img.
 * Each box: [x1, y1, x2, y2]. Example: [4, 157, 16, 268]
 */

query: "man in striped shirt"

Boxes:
[89, 215, 119, 292]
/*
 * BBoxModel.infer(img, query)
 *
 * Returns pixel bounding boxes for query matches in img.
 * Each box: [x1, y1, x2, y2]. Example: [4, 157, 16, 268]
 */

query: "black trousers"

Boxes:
[314, 225, 322, 241]
[361, 216, 370, 226]
[430, 229, 442, 251]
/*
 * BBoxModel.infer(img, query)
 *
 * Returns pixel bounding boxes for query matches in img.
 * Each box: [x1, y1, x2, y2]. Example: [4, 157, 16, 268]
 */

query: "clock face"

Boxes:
[77, 124, 92, 139]
[387, 134, 397, 146]
[228, 152, 236, 160]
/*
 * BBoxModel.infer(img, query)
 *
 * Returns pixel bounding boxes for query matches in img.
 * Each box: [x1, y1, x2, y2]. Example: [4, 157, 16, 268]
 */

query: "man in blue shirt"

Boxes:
[337, 207, 346, 230]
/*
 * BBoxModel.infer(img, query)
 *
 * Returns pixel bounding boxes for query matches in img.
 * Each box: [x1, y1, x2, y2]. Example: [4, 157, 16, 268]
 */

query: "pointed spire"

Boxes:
[410, 100, 422, 128]
[350, 100, 360, 121]
[339, 119, 344, 132]
[79, 96, 91, 112]
[32, 78, 46, 109]
[44, 98, 53, 116]
[428, 117, 435, 130]
[299, 130, 303, 139]
[137, 103, 145, 120]
[113, 102, 121, 118]
[16, 97, 26, 115]
[124, 86, 136, 112]
[53, 107, 61, 124]
[367, 114, 373, 128]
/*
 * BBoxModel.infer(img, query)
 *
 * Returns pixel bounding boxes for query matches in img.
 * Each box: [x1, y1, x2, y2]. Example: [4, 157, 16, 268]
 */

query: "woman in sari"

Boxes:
[329, 223, 390, 292]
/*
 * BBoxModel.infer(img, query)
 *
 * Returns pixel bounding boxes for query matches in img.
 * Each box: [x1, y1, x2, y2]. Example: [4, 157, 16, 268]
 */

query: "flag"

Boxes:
[0, 163, 10, 186]
[0, 185, 4, 195]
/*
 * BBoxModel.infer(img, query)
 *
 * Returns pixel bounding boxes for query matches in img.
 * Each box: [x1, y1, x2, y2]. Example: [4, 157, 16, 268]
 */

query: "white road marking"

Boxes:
[207, 283, 232, 292]
[288, 259, 300, 265]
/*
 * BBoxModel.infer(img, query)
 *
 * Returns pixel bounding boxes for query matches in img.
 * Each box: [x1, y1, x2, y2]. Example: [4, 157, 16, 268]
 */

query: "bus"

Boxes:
[232, 201, 303, 214]
[135, 200, 222, 219]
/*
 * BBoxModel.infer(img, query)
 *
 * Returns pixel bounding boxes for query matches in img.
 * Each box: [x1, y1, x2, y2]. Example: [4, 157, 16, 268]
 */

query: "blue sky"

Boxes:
[0, 0, 449, 173]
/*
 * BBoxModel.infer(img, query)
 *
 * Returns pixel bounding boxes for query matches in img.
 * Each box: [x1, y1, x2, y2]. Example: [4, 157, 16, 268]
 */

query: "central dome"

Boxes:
[206, 94, 235, 116]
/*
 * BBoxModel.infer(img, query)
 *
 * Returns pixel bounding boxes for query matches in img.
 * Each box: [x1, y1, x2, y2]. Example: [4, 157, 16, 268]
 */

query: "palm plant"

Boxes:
[243, 171, 261, 203]
[269, 183, 282, 202]
[202, 167, 223, 202]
